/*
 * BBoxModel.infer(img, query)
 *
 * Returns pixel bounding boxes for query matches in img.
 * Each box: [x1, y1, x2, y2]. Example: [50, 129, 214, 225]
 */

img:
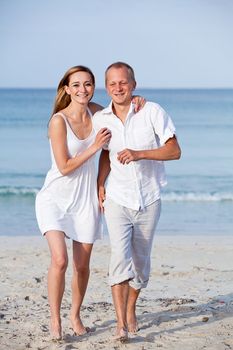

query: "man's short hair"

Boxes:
[105, 62, 136, 84]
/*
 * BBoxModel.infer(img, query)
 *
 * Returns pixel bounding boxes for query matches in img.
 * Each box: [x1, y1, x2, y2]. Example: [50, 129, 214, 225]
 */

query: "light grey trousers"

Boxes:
[104, 197, 161, 289]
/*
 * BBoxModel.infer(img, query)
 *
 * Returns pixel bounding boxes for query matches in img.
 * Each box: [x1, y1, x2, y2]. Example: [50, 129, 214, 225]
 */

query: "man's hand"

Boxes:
[117, 149, 140, 164]
[98, 185, 106, 213]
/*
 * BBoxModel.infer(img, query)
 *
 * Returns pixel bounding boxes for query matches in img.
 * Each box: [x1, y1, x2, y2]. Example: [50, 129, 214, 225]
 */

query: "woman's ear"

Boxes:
[64, 85, 70, 95]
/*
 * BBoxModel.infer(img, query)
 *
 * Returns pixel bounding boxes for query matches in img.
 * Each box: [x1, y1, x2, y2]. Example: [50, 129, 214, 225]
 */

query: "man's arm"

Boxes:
[88, 101, 104, 113]
[117, 136, 181, 164]
[97, 149, 111, 211]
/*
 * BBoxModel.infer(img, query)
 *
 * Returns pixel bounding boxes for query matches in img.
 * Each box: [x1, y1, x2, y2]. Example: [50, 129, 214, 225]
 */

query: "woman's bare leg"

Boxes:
[70, 241, 93, 335]
[46, 231, 68, 339]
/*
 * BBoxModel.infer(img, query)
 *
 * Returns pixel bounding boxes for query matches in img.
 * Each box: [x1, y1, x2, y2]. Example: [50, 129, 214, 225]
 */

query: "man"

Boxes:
[93, 62, 181, 341]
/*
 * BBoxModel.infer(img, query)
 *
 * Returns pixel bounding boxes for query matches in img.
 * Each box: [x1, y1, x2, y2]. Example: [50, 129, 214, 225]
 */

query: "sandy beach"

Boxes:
[1, 235, 233, 350]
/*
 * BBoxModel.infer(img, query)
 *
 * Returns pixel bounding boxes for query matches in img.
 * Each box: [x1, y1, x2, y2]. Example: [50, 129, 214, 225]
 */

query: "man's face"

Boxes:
[106, 67, 136, 106]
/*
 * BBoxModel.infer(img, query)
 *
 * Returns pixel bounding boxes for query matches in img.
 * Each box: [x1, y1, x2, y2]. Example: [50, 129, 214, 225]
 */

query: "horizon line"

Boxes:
[0, 86, 233, 90]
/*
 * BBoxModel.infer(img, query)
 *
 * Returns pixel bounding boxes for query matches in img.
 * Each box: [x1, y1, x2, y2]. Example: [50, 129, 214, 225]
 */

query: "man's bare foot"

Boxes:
[114, 327, 128, 342]
[71, 316, 90, 336]
[127, 312, 139, 333]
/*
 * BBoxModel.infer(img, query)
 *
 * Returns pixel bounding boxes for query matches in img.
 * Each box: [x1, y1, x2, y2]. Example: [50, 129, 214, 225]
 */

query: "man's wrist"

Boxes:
[97, 181, 105, 188]
[137, 150, 144, 160]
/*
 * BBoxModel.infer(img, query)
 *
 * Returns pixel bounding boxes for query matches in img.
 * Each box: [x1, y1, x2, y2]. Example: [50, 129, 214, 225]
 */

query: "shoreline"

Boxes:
[1, 235, 233, 349]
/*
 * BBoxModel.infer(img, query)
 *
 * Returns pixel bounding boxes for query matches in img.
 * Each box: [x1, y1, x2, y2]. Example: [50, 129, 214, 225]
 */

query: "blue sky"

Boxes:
[1, 0, 233, 88]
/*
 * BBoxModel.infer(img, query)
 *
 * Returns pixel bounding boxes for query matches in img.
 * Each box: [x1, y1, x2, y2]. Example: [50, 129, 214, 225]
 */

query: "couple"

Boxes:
[35, 62, 181, 342]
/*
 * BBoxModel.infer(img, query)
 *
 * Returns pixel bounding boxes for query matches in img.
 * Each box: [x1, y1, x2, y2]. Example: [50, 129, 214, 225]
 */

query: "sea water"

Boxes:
[0, 88, 232, 236]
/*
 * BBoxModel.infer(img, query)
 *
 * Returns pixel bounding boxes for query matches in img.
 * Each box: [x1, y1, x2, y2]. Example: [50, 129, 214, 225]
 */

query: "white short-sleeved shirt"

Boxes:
[93, 101, 176, 210]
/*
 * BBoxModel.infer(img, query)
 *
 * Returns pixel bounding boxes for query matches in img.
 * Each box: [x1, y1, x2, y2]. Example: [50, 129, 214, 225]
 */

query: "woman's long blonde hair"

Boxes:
[51, 65, 95, 117]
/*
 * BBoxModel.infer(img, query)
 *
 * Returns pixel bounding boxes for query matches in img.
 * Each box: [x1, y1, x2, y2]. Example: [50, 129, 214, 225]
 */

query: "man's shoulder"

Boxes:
[92, 110, 105, 125]
[92, 107, 112, 129]
[93, 106, 110, 120]
[140, 102, 168, 120]
[144, 101, 163, 112]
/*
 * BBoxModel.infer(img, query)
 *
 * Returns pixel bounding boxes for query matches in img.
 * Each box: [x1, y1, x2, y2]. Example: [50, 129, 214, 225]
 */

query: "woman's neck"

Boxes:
[64, 102, 89, 122]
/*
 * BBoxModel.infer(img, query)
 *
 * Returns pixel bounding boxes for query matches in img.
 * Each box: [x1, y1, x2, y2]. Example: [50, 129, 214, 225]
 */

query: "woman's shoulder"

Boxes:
[48, 111, 67, 134]
[50, 110, 67, 123]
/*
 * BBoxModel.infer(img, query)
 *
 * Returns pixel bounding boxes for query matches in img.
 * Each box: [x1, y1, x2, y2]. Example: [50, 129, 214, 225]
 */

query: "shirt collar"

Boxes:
[103, 101, 135, 116]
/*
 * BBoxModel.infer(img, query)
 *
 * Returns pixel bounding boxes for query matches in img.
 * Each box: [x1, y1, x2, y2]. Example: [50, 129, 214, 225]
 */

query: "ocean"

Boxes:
[0, 88, 233, 236]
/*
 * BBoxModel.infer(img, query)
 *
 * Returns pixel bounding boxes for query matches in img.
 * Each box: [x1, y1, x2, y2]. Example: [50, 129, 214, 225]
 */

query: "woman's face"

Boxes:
[65, 71, 95, 104]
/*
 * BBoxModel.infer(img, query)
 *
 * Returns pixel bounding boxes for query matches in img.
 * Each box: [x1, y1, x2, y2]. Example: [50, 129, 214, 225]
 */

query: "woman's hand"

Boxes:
[132, 95, 146, 113]
[93, 128, 111, 151]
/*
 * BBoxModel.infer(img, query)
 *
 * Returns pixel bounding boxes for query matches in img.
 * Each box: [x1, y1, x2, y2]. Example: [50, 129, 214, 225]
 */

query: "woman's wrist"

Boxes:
[90, 143, 99, 154]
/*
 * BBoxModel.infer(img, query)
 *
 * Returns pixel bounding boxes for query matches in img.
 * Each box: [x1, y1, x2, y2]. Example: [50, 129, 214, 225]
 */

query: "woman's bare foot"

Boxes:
[70, 316, 89, 336]
[50, 318, 62, 341]
[114, 327, 128, 342]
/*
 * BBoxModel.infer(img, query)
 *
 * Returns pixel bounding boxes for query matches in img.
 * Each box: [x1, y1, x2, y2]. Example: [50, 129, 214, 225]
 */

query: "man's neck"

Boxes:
[112, 103, 131, 123]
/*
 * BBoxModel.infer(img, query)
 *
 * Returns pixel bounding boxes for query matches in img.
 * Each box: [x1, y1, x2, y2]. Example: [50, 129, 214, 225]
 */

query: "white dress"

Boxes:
[35, 110, 102, 243]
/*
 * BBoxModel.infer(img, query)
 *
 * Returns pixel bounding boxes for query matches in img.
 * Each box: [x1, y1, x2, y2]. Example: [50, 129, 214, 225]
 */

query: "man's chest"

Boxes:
[107, 115, 157, 152]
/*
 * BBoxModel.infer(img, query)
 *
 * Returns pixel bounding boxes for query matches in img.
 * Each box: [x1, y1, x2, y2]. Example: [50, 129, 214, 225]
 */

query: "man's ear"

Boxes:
[133, 81, 137, 90]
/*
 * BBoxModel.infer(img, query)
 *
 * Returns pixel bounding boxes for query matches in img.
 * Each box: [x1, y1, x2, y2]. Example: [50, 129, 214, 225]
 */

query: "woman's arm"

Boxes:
[49, 115, 111, 176]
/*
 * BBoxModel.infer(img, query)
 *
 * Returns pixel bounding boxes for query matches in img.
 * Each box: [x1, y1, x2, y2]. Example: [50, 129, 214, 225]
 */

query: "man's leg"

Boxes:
[126, 286, 140, 333]
[128, 199, 161, 332]
[104, 198, 134, 338]
[111, 281, 129, 332]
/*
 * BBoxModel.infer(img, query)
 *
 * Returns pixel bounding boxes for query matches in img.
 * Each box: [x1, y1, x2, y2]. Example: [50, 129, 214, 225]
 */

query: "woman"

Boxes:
[35, 65, 144, 340]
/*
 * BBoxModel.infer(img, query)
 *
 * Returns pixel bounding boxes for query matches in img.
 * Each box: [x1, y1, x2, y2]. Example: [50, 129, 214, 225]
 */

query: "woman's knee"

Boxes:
[51, 254, 68, 272]
[73, 261, 89, 275]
